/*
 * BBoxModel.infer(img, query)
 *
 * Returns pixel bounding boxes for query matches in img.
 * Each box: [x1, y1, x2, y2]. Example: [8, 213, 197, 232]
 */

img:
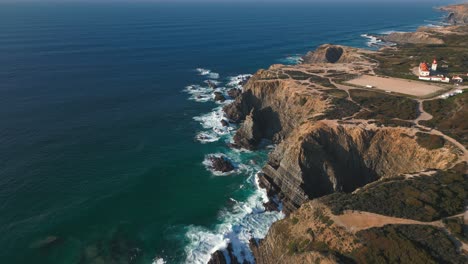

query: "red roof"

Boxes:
[420, 63, 429, 71]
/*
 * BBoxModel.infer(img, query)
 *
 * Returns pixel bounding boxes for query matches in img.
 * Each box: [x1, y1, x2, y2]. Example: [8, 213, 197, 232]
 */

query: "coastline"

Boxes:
[205, 3, 468, 264]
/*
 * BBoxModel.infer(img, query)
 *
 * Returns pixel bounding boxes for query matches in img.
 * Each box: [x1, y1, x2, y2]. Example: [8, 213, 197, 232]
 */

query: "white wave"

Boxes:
[379, 30, 404, 35]
[196, 68, 220, 79]
[184, 173, 284, 264]
[208, 72, 220, 79]
[360, 34, 383, 47]
[279, 55, 303, 65]
[184, 85, 213, 102]
[195, 132, 220, 144]
[193, 107, 234, 136]
[202, 153, 239, 176]
[226, 74, 252, 89]
[152, 258, 166, 264]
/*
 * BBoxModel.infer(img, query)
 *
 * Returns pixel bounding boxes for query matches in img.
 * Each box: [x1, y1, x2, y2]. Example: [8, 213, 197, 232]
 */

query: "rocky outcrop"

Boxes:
[261, 122, 458, 213]
[379, 31, 444, 45]
[227, 88, 242, 99]
[208, 155, 235, 173]
[224, 67, 330, 148]
[220, 31, 466, 263]
[232, 110, 262, 149]
[302, 44, 369, 64]
[440, 3, 468, 25]
[214, 92, 226, 102]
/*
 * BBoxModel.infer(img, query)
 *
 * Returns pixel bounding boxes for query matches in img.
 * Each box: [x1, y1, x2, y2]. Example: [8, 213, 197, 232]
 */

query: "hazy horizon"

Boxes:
[0, 0, 465, 3]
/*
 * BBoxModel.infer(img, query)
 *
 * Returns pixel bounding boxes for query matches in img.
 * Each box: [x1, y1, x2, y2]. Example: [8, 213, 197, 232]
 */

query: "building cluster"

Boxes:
[418, 58, 465, 84]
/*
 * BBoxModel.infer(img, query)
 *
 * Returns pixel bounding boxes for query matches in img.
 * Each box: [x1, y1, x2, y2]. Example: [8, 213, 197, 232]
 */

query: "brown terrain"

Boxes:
[209, 5, 468, 264]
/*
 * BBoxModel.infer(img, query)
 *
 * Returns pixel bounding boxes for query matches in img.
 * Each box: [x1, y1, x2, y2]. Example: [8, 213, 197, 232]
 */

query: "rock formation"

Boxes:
[378, 31, 444, 45]
[211, 7, 468, 262]
[208, 155, 235, 173]
[440, 3, 468, 25]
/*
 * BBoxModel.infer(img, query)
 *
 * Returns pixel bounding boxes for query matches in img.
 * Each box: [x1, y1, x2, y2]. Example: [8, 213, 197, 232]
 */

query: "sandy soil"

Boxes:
[333, 211, 444, 233]
[347, 75, 446, 97]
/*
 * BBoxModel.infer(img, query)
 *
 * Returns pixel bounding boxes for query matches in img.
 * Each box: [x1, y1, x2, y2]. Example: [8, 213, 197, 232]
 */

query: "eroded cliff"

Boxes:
[213, 24, 467, 262]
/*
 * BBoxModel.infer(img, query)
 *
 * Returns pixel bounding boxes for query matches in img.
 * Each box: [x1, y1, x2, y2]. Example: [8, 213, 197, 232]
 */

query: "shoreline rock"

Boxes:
[208, 155, 235, 173]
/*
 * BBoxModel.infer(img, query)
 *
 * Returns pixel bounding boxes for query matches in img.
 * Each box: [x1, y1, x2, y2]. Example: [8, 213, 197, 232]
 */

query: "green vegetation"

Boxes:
[313, 209, 334, 227]
[353, 225, 465, 264]
[421, 92, 468, 147]
[416, 132, 445, 150]
[308, 75, 336, 88]
[299, 97, 308, 106]
[369, 119, 415, 128]
[350, 89, 418, 120]
[323, 89, 348, 99]
[321, 163, 467, 221]
[443, 216, 467, 243]
[318, 97, 360, 120]
[369, 26, 468, 80]
[284, 70, 315, 80]
[291, 216, 299, 225]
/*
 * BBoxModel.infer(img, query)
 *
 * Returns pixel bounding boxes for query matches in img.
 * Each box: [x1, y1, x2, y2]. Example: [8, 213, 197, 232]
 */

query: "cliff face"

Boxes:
[441, 3, 468, 25]
[260, 122, 458, 213]
[224, 66, 330, 149]
[379, 31, 444, 45]
[214, 40, 466, 263]
[302, 44, 368, 64]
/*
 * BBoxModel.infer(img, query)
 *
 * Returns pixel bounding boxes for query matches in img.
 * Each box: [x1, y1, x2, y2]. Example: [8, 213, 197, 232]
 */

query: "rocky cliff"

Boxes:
[260, 121, 458, 213]
[211, 20, 467, 262]
[440, 3, 468, 25]
[378, 31, 444, 45]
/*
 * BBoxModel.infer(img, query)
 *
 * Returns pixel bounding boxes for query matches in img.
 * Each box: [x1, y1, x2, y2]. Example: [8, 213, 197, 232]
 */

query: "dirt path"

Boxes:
[415, 100, 433, 124]
[333, 211, 444, 232]
[332, 211, 468, 252]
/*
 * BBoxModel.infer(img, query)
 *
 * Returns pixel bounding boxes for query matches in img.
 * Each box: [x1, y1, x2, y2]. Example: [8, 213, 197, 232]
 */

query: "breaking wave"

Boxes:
[184, 173, 284, 264]
[180, 69, 284, 264]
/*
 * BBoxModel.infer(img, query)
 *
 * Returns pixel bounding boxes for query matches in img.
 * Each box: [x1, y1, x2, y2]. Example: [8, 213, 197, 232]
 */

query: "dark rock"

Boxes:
[208, 250, 227, 264]
[209, 155, 235, 173]
[233, 109, 262, 150]
[214, 92, 226, 102]
[207, 80, 218, 89]
[227, 88, 242, 99]
[263, 200, 279, 212]
[325, 46, 344, 63]
[221, 119, 229, 127]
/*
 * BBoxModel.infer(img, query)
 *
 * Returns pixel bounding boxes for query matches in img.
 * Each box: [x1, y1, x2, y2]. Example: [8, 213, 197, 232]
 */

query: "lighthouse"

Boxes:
[431, 58, 438, 72]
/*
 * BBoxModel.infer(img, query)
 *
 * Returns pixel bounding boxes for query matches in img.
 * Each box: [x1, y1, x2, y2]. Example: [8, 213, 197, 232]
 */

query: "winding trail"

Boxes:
[332, 211, 468, 252]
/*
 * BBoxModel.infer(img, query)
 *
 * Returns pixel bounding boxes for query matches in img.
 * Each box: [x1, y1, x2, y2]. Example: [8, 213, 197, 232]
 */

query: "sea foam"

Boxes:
[181, 70, 283, 264]
[184, 173, 284, 264]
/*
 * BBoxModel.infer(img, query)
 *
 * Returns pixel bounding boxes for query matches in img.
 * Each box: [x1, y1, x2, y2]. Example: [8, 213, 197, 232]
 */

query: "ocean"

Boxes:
[0, 1, 451, 263]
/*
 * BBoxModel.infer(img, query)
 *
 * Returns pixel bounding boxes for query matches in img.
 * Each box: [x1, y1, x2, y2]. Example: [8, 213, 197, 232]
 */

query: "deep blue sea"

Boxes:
[0, 1, 452, 263]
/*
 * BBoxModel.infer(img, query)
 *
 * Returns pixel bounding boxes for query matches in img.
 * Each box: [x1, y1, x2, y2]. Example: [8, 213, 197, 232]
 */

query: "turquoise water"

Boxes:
[0, 1, 450, 263]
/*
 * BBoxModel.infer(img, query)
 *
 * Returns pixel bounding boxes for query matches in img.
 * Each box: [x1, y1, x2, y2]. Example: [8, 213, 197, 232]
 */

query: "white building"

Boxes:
[452, 76, 463, 83]
[431, 58, 438, 72]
